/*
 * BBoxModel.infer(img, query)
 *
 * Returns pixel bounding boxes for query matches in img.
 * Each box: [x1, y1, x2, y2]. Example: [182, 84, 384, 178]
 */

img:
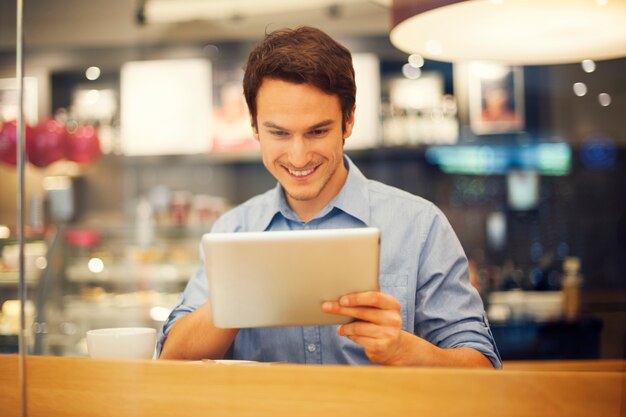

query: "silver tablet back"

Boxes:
[202, 227, 380, 328]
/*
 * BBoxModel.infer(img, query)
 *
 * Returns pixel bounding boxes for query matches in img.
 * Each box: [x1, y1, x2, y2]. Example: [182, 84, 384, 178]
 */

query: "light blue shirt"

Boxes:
[157, 156, 501, 367]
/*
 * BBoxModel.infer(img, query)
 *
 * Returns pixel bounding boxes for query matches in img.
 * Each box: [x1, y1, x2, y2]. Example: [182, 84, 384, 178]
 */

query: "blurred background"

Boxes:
[0, 0, 624, 361]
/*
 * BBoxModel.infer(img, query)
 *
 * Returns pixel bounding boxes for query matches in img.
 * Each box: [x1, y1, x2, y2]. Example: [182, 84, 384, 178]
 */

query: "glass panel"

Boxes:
[15, 2, 626, 358]
[2, 0, 624, 414]
[1, 1, 24, 416]
[0, 0, 20, 357]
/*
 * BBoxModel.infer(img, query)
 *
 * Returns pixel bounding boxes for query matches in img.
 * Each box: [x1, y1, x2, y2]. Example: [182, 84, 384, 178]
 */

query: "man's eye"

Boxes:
[308, 129, 328, 137]
[270, 130, 289, 137]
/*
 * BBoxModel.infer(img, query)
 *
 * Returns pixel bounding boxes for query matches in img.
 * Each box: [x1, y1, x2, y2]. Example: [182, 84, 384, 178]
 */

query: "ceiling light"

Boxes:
[390, 0, 626, 64]
[402, 63, 421, 79]
[598, 93, 612, 106]
[145, 0, 365, 24]
[408, 54, 424, 68]
[470, 62, 509, 80]
[573, 82, 587, 97]
[85, 66, 101, 81]
[425, 40, 443, 56]
[581, 59, 596, 73]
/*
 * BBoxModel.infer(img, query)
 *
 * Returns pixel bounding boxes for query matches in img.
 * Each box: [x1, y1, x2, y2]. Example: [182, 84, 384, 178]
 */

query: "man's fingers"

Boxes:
[323, 303, 402, 327]
[338, 321, 399, 339]
[339, 291, 401, 311]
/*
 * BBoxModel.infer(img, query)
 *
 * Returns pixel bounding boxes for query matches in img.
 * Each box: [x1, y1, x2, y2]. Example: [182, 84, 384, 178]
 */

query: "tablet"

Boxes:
[202, 227, 380, 328]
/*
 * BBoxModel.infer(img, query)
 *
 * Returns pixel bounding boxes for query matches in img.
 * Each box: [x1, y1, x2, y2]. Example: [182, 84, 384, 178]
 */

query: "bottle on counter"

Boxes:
[561, 256, 582, 321]
[29, 193, 45, 235]
[135, 197, 155, 249]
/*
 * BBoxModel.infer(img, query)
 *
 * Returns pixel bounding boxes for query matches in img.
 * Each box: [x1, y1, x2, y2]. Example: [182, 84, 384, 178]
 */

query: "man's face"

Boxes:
[253, 78, 354, 219]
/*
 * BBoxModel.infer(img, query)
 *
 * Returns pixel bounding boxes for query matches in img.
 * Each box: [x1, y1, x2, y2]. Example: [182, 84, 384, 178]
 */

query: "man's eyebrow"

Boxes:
[307, 120, 335, 130]
[262, 121, 287, 130]
[262, 120, 336, 131]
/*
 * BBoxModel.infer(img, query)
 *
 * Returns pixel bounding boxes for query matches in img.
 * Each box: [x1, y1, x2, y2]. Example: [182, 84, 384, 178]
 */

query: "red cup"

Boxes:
[0, 120, 35, 166]
[68, 125, 101, 164]
[27, 118, 69, 168]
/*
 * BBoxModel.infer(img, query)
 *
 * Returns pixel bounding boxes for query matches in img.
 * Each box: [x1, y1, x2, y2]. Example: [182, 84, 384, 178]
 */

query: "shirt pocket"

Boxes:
[379, 273, 409, 330]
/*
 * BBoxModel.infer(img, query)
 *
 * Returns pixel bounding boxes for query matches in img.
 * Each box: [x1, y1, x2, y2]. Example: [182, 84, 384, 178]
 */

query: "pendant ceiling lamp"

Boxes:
[390, 0, 626, 64]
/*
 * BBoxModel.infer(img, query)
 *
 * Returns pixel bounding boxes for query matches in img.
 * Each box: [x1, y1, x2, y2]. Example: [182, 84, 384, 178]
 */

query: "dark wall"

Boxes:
[353, 149, 626, 292]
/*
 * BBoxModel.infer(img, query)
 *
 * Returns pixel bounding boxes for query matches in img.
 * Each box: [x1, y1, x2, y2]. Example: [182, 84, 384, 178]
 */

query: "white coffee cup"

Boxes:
[86, 327, 157, 360]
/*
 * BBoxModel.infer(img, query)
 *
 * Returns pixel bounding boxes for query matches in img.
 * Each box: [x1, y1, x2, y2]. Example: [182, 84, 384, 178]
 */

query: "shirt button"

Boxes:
[307, 343, 317, 353]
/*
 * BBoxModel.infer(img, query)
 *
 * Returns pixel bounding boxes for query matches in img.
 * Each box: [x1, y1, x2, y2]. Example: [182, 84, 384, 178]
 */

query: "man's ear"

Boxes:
[343, 105, 356, 140]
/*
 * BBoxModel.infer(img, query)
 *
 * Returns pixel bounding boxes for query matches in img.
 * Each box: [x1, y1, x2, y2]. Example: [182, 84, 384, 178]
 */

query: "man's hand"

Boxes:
[321, 291, 405, 365]
[322, 291, 494, 368]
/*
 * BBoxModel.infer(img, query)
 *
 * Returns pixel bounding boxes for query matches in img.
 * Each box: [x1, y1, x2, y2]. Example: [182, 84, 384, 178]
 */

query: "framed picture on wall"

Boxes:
[211, 80, 258, 152]
[468, 63, 524, 135]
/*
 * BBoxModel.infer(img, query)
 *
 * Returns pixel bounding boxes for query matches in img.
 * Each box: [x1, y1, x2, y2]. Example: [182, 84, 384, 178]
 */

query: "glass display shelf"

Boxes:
[14, 223, 203, 357]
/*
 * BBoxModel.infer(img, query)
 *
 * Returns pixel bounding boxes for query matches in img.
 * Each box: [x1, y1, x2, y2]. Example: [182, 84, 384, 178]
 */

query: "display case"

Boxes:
[0, 234, 46, 353]
[24, 223, 203, 357]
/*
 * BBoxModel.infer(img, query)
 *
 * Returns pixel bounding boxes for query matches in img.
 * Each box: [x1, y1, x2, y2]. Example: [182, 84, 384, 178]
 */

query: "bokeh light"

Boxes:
[598, 93, 611, 107]
[85, 66, 101, 81]
[402, 63, 422, 79]
[87, 257, 105, 274]
[581, 59, 596, 73]
[408, 54, 424, 68]
[573, 82, 587, 97]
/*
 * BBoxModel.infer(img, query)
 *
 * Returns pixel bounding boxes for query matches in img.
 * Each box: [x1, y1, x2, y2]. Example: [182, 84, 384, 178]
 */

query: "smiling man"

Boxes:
[255, 79, 350, 222]
[158, 26, 501, 368]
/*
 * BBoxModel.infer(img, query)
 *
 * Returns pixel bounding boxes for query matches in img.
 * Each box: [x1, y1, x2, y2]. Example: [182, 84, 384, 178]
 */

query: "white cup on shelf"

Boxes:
[86, 327, 157, 360]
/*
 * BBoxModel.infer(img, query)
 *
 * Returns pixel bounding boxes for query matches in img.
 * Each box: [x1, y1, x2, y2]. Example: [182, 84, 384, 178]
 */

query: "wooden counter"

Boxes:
[1, 355, 624, 417]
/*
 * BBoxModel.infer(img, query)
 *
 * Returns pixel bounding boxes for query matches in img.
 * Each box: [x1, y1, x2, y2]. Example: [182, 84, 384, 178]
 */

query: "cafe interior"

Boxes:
[0, 0, 625, 415]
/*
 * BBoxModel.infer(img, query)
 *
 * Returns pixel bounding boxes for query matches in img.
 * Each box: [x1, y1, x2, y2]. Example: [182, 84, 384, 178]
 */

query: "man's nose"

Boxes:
[288, 137, 309, 167]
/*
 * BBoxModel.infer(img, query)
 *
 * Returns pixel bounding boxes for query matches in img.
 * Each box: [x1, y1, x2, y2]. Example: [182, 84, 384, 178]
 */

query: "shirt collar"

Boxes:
[327, 155, 371, 226]
[253, 155, 371, 230]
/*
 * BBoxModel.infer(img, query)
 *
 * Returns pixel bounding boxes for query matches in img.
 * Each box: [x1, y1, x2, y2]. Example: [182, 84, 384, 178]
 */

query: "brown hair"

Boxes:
[243, 26, 356, 132]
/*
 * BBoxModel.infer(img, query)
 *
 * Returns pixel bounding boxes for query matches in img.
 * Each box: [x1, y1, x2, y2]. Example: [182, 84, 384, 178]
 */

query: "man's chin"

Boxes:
[284, 188, 320, 203]
[286, 193, 318, 202]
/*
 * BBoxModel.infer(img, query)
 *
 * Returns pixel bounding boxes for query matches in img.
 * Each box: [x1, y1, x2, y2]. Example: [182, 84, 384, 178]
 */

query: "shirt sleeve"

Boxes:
[155, 247, 209, 357]
[415, 204, 502, 368]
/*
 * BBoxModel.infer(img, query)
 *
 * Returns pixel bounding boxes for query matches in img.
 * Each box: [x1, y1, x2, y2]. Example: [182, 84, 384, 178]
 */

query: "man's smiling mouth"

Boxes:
[284, 164, 320, 178]
[289, 167, 315, 177]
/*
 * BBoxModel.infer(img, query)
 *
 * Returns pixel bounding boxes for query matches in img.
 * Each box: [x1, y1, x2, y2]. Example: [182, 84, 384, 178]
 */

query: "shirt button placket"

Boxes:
[303, 327, 322, 364]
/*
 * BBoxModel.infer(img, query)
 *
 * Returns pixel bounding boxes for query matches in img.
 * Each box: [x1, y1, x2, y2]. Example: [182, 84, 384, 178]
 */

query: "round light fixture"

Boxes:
[581, 59, 597, 73]
[85, 66, 101, 81]
[402, 63, 422, 79]
[598, 93, 612, 107]
[573, 82, 587, 97]
[408, 54, 425, 68]
[390, 0, 626, 64]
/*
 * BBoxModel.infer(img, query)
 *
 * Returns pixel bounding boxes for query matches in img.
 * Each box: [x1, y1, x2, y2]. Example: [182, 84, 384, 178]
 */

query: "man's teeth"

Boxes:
[289, 167, 315, 177]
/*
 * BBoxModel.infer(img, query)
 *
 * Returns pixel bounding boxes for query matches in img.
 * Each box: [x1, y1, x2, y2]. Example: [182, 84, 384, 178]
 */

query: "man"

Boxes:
[158, 26, 501, 368]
